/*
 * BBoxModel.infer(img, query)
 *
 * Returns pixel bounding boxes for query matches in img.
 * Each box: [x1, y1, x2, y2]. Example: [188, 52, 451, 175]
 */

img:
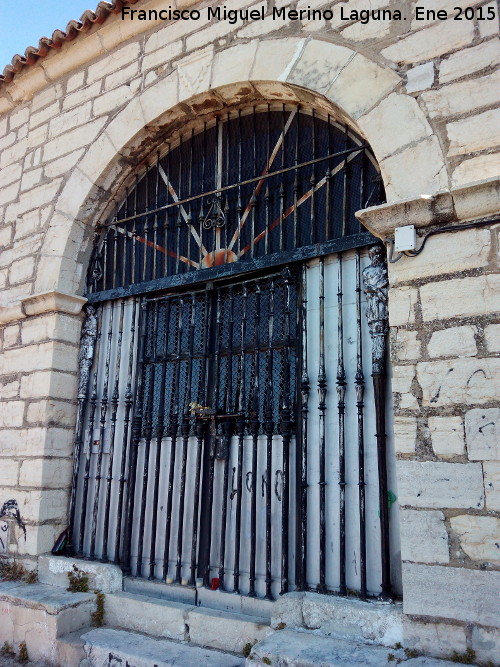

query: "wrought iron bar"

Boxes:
[337, 255, 347, 596]
[153, 152, 160, 280]
[317, 257, 327, 593]
[355, 249, 367, 598]
[248, 284, 261, 597]
[122, 300, 147, 575]
[293, 109, 299, 248]
[190, 416, 205, 584]
[233, 285, 248, 593]
[309, 109, 316, 246]
[114, 297, 137, 564]
[162, 299, 182, 579]
[296, 264, 309, 590]
[136, 301, 158, 577]
[280, 270, 293, 595]
[69, 305, 99, 553]
[102, 299, 125, 562]
[89, 302, 115, 560]
[263, 280, 275, 600]
[149, 298, 169, 580]
[362, 245, 391, 600]
[78, 309, 103, 555]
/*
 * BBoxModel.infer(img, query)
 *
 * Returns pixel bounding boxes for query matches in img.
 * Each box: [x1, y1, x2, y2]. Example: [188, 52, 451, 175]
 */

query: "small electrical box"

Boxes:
[394, 225, 417, 252]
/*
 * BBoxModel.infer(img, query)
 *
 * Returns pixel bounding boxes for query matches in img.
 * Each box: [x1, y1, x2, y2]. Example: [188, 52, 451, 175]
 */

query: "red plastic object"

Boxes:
[211, 577, 219, 590]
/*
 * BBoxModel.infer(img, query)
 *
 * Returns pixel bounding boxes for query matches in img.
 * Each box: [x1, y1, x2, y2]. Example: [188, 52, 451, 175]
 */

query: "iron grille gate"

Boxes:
[71, 248, 397, 600]
[70, 105, 398, 600]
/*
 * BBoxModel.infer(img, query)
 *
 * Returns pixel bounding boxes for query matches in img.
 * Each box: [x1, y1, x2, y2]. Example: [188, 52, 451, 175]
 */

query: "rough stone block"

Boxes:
[428, 326, 477, 358]
[402, 563, 500, 626]
[418, 358, 500, 407]
[390, 229, 490, 284]
[87, 43, 140, 85]
[450, 514, 500, 564]
[381, 19, 474, 64]
[465, 407, 500, 460]
[38, 555, 123, 593]
[300, 593, 404, 646]
[287, 40, 353, 95]
[447, 107, 500, 156]
[400, 510, 449, 564]
[471, 625, 500, 665]
[484, 323, 500, 353]
[406, 62, 434, 94]
[428, 416, 465, 458]
[421, 71, 500, 118]
[0, 401, 25, 428]
[19, 457, 72, 489]
[48, 102, 92, 139]
[403, 618, 467, 659]
[26, 399, 77, 427]
[440, 39, 500, 84]
[393, 416, 417, 454]
[391, 329, 420, 363]
[178, 45, 214, 100]
[0, 458, 19, 487]
[188, 606, 272, 654]
[271, 591, 305, 629]
[397, 461, 484, 509]
[483, 461, 500, 511]
[43, 117, 107, 162]
[420, 274, 500, 321]
[21, 313, 82, 346]
[392, 364, 418, 410]
[380, 135, 448, 200]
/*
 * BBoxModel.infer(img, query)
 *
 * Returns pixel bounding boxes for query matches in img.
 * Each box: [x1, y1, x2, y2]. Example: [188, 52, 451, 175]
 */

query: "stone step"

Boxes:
[123, 575, 274, 618]
[0, 580, 95, 665]
[248, 630, 479, 667]
[80, 627, 245, 666]
[105, 590, 273, 654]
[56, 629, 88, 666]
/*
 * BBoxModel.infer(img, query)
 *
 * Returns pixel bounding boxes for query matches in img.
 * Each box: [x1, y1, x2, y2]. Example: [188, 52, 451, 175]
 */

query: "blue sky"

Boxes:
[0, 0, 96, 68]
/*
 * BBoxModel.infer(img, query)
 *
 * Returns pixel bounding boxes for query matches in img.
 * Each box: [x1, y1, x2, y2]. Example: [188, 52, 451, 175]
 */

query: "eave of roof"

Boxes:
[0, 0, 140, 86]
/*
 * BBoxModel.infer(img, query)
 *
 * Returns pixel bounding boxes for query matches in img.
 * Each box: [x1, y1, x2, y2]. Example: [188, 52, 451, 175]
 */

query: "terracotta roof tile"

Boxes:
[0, 0, 140, 86]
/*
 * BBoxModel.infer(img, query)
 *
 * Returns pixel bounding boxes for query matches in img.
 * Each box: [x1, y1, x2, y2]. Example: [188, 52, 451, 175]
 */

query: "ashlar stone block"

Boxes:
[483, 461, 500, 511]
[452, 152, 500, 188]
[465, 408, 500, 460]
[440, 39, 500, 84]
[471, 625, 500, 664]
[418, 358, 500, 407]
[400, 509, 449, 564]
[420, 274, 500, 321]
[450, 514, 500, 564]
[428, 416, 465, 458]
[402, 563, 500, 626]
[447, 107, 500, 156]
[484, 324, 500, 352]
[421, 70, 500, 119]
[428, 326, 477, 358]
[397, 461, 484, 509]
[393, 416, 417, 454]
[287, 40, 353, 95]
[406, 62, 434, 94]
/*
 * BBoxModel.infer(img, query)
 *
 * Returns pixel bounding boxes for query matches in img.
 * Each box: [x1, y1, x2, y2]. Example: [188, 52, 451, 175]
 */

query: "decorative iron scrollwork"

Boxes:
[202, 196, 226, 229]
[362, 245, 389, 375]
[77, 305, 99, 399]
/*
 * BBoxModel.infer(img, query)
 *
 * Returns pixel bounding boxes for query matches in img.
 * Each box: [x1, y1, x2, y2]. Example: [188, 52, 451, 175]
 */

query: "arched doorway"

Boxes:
[70, 104, 399, 600]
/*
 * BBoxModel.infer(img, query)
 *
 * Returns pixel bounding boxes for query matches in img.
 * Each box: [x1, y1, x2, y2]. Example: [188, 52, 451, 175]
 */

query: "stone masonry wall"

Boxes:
[0, 0, 499, 660]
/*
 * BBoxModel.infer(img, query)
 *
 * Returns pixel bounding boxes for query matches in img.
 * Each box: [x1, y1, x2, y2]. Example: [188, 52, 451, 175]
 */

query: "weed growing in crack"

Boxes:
[67, 565, 89, 593]
[91, 591, 105, 627]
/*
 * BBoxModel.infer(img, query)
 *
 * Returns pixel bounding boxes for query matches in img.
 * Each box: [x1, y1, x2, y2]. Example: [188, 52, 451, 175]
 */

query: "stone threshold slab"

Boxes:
[81, 627, 245, 667]
[0, 580, 94, 613]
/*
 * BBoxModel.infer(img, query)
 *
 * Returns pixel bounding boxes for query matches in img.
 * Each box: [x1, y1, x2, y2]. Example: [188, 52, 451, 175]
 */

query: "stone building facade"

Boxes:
[0, 0, 499, 664]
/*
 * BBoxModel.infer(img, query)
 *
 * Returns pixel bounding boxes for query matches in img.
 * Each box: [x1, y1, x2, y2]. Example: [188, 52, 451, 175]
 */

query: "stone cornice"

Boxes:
[0, 291, 87, 325]
[356, 177, 500, 240]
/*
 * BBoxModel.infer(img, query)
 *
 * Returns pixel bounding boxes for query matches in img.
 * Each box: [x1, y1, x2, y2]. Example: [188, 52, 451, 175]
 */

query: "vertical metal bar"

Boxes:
[69, 305, 99, 553]
[233, 286, 248, 593]
[162, 299, 182, 579]
[293, 108, 300, 248]
[122, 300, 147, 575]
[218, 287, 235, 590]
[236, 110, 243, 260]
[355, 249, 367, 599]
[263, 280, 275, 600]
[317, 257, 327, 593]
[342, 125, 348, 237]
[112, 214, 118, 289]
[279, 105, 285, 252]
[149, 298, 169, 580]
[136, 301, 158, 577]
[122, 188, 129, 288]
[153, 152, 160, 280]
[190, 415, 205, 584]
[186, 130, 194, 274]
[78, 309, 103, 555]
[115, 298, 138, 564]
[248, 284, 261, 597]
[296, 264, 309, 590]
[280, 271, 292, 595]
[200, 290, 221, 586]
[132, 175, 138, 286]
[143, 165, 150, 282]
[264, 106, 271, 256]
[102, 231, 108, 292]
[175, 135, 183, 276]
[198, 124, 206, 268]
[337, 254, 347, 596]
[102, 299, 125, 562]
[362, 246, 391, 600]
[176, 296, 195, 583]
[324, 117, 332, 244]
[163, 145, 170, 278]
[250, 109, 257, 259]
[309, 109, 316, 246]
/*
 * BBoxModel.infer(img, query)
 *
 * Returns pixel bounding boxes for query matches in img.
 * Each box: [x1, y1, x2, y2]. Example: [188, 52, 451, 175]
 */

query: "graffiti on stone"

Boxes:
[0, 499, 26, 540]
